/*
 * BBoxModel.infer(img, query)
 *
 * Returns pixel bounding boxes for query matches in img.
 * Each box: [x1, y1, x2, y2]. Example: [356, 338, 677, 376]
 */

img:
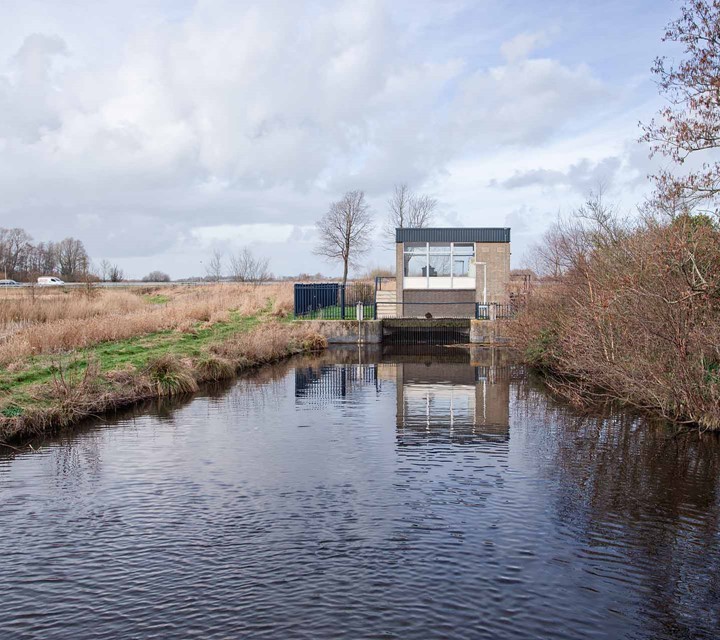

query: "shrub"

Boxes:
[145, 355, 198, 396]
[195, 354, 236, 381]
[512, 197, 720, 429]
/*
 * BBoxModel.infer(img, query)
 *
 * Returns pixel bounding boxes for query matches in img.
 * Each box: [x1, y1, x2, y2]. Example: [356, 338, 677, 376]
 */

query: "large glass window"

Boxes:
[404, 242, 428, 277]
[403, 242, 427, 254]
[403, 242, 475, 281]
[428, 242, 451, 277]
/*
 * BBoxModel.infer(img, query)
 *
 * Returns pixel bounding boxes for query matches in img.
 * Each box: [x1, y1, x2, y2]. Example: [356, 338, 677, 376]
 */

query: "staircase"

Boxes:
[375, 277, 398, 319]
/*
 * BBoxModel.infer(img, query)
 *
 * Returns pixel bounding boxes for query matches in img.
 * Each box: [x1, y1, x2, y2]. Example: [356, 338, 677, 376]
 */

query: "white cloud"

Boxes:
[191, 223, 314, 246]
[0, 0, 667, 277]
[496, 156, 623, 192]
[500, 31, 548, 63]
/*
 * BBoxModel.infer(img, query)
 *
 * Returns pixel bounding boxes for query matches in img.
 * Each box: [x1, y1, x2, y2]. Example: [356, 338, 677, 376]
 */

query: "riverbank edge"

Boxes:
[0, 322, 328, 446]
[518, 358, 711, 431]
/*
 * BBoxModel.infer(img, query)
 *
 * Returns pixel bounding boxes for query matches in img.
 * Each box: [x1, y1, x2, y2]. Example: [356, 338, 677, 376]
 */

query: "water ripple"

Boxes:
[1, 355, 719, 639]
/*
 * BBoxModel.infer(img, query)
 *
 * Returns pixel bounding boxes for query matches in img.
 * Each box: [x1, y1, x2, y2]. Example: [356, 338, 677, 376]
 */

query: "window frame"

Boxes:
[402, 241, 477, 288]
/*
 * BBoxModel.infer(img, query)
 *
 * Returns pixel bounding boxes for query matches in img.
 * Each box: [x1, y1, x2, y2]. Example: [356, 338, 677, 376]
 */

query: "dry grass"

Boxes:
[0, 283, 293, 366]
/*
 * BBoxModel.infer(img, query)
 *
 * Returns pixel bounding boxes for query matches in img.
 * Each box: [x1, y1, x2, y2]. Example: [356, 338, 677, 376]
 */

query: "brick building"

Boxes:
[385, 227, 511, 318]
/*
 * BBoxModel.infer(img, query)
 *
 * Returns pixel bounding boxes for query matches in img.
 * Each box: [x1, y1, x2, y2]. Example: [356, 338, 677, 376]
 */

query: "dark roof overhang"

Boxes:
[396, 227, 510, 243]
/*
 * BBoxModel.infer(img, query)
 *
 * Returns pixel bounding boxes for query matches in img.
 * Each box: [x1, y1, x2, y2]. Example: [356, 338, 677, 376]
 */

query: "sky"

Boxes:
[0, 0, 682, 279]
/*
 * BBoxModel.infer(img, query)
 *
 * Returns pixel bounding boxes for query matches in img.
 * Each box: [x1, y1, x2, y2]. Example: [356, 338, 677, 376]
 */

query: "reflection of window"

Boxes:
[454, 257, 471, 276]
[429, 253, 451, 276]
[404, 242, 427, 254]
[453, 244, 474, 277]
[404, 254, 426, 277]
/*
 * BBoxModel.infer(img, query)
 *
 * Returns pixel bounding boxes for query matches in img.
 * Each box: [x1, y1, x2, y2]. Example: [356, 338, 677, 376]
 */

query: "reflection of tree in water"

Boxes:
[516, 382, 720, 638]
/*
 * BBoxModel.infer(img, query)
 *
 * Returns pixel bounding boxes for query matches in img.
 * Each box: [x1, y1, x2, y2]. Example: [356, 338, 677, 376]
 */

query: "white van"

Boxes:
[37, 276, 65, 286]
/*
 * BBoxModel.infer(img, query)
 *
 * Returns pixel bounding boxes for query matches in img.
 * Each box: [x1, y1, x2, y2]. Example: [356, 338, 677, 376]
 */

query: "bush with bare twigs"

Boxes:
[511, 195, 720, 430]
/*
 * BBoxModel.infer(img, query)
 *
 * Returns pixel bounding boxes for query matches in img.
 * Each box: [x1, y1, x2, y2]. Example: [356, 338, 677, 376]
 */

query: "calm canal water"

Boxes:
[1, 346, 719, 639]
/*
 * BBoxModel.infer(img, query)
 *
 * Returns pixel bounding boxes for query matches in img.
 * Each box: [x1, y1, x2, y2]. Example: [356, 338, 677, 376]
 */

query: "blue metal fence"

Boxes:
[294, 283, 341, 316]
[294, 283, 375, 319]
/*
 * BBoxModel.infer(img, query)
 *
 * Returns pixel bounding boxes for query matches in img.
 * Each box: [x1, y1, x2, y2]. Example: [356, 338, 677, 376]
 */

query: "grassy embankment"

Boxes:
[0, 284, 326, 444]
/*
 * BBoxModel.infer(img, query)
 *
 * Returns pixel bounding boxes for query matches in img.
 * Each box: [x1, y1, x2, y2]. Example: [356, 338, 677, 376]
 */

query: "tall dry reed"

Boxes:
[0, 283, 294, 366]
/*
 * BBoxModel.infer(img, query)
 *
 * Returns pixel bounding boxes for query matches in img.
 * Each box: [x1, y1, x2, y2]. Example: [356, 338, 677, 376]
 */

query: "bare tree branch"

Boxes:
[383, 183, 437, 245]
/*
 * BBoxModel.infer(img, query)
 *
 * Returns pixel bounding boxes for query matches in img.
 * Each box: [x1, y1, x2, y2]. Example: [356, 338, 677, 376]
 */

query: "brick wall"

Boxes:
[475, 242, 510, 303]
[402, 289, 475, 318]
[395, 243, 404, 306]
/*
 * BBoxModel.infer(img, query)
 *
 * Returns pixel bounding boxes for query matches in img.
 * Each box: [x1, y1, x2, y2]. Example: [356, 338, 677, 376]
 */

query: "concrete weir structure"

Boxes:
[304, 319, 509, 345]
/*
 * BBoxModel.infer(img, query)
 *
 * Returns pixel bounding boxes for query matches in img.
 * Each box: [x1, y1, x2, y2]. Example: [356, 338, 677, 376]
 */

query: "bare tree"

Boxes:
[57, 237, 89, 281]
[107, 264, 124, 282]
[142, 270, 171, 282]
[205, 249, 224, 282]
[383, 183, 437, 244]
[409, 194, 437, 227]
[383, 183, 411, 243]
[0, 228, 81, 281]
[34, 241, 58, 276]
[640, 0, 720, 215]
[314, 190, 375, 287]
[229, 248, 271, 284]
[99, 259, 111, 282]
[0, 228, 33, 279]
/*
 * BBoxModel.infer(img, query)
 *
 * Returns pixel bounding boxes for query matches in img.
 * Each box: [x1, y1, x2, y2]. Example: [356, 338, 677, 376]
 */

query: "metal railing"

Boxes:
[475, 303, 516, 320]
[376, 301, 517, 320]
[294, 281, 519, 320]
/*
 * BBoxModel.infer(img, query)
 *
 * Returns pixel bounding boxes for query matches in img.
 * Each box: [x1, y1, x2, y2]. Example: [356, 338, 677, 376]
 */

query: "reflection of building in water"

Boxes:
[292, 349, 515, 444]
[396, 360, 511, 443]
[295, 365, 379, 403]
[475, 365, 511, 433]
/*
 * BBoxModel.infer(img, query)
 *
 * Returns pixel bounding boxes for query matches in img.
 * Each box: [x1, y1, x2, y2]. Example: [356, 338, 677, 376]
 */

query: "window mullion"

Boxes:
[426, 242, 429, 289]
[450, 242, 454, 288]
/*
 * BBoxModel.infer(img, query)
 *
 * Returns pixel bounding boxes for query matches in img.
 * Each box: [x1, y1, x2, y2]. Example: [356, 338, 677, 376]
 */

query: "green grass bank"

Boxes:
[0, 316, 326, 446]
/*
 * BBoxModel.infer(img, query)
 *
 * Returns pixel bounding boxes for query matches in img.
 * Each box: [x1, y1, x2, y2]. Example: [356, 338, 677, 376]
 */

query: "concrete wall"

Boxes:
[306, 318, 509, 345]
[301, 320, 383, 344]
[470, 319, 512, 345]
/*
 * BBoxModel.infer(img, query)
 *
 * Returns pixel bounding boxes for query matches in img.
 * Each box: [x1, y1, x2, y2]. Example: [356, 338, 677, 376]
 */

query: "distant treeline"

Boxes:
[0, 227, 89, 282]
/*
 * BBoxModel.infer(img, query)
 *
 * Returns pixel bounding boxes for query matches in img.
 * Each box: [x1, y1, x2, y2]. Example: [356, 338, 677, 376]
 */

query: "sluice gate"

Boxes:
[382, 319, 471, 345]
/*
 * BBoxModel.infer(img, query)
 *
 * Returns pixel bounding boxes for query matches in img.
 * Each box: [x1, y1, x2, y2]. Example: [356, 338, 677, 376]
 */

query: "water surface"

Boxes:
[1, 346, 719, 639]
